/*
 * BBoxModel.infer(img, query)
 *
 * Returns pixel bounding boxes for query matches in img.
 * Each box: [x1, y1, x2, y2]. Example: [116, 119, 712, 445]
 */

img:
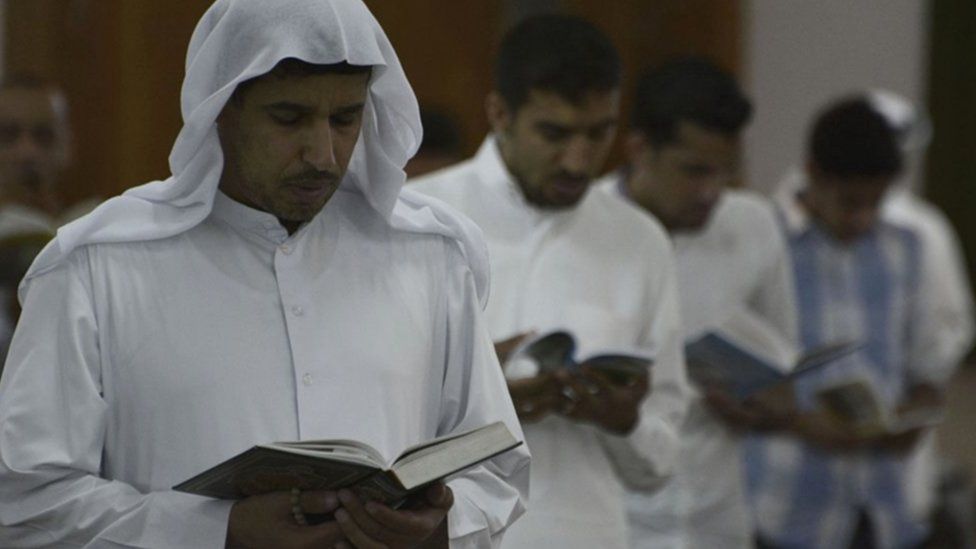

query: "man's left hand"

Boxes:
[333, 482, 452, 549]
[554, 367, 650, 434]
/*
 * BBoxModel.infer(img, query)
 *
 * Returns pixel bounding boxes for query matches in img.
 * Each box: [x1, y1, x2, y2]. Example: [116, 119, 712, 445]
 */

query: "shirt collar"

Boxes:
[210, 190, 291, 244]
[773, 168, 814, 236]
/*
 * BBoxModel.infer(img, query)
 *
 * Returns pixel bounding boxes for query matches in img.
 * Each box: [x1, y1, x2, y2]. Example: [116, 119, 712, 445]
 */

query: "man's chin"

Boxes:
[538, 187, 589, 210]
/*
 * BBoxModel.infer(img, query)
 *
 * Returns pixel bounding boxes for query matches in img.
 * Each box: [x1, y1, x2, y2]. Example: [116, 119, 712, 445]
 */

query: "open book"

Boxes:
[685, 312, 860, 400]
[816, 379, 945, 436]
[174, 421, 521, 504]
[508, 330, 653, 384]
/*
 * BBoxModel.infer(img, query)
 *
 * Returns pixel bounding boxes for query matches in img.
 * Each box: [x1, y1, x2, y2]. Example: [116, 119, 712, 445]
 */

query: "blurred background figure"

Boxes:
[0, 73, 96, 238]
[0, 74, 74, 366]
[750, 96, 950, 549]
[0, 73, 69, 235]
[0, 231, 51, 366]
[404, 106, 464, 178]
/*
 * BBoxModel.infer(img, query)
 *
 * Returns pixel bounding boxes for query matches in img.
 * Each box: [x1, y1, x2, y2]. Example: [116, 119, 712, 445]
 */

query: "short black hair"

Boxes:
[631, 57, 751, 147]
[809, 97, 903, 179]
[231, 59, 371, 103]
[495, 14, 620, 112]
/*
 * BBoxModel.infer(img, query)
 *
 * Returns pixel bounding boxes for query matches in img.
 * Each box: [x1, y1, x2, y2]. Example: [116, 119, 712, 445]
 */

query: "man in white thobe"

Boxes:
[597, 57, 798, 549]
[411, 15, 687, 549]
[0, 1, 529, 548]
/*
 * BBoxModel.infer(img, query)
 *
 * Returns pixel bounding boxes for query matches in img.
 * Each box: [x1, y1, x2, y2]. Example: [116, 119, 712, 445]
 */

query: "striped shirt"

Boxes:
[744, 187, 946, 549]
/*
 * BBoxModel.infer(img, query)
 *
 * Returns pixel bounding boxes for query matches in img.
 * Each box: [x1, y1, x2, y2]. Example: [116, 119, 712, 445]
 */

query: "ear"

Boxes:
[485, 92, 512, 134]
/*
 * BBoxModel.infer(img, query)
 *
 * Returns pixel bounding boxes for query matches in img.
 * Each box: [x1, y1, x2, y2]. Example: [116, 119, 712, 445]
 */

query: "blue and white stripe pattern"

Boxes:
[744, 214, 930, 549]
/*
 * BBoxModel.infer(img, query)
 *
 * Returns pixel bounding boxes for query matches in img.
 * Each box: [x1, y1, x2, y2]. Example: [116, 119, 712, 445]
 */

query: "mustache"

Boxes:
[283, 171, 340, 186]
[551, 172, 589, 186]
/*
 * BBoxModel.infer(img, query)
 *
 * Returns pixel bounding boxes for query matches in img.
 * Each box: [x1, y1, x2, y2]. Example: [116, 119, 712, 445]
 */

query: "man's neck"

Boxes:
[624, 170, 674, 234]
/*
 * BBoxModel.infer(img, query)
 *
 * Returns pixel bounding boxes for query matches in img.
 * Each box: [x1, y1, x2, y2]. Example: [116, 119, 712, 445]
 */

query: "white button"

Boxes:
[291, 305, 304, 316]
[302, 373, 313, 386]
[279, 244, 292, 255]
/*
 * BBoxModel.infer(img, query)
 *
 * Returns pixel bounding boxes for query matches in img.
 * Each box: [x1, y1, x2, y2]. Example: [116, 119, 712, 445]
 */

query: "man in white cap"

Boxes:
[0, 1, 529, 548]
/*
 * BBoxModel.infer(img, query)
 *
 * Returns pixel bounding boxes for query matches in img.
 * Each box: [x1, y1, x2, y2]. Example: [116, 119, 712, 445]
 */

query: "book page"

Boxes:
[272, 439, 385, 467]
[712, 309, 798, 372]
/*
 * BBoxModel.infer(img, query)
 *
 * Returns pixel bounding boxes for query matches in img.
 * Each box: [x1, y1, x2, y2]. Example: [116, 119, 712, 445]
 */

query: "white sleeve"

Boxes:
[437, 245, 530, 549]
[599, 240, 689, 488]
[0, 252, 233, 549]
[748, 211, 800, 348]
[916, 215, 974, 374]
[906, 230, 968, 388]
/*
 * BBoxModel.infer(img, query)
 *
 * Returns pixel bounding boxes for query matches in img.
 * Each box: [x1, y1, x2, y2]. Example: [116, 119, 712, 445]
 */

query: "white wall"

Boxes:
[742, 0, 930, 194]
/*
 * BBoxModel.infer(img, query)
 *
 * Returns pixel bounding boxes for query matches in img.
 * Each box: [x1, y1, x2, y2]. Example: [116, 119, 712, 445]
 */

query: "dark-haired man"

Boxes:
[597, 57, 797, 548]
[412, 15, 687, 549]
[745, 97, 947, 549]
[0, 1, 529, 548]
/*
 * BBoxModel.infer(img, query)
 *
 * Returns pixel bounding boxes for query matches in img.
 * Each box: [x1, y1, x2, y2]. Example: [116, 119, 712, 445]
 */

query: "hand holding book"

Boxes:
[810, 380, 944, 453]
[501, 330, 653, 433]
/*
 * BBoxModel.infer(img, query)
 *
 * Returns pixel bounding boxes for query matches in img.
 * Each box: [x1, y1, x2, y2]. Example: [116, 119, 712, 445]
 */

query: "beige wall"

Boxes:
[742, 0, 930, 194]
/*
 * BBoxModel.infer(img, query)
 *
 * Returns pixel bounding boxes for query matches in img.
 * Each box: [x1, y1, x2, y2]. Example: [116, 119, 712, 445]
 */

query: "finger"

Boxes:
[301, 490, 340, 515]
[338, 489, 406, 545]
[515, 393, 559, 422]
[364, 501, 448, 540]
[293, 521, 345, 547]
[335, 507, 388, 549]
[560, 374, 594, 405]
[425, 483, 454, 510]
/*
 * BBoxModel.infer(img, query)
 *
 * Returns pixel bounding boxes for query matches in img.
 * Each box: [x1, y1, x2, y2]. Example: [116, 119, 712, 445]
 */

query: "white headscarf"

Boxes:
[21, 0, 489, 305]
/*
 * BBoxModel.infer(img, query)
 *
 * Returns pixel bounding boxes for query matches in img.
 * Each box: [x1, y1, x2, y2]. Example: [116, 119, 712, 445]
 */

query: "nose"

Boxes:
[301, 121, 337, 171]
[560, 135, 594, 175]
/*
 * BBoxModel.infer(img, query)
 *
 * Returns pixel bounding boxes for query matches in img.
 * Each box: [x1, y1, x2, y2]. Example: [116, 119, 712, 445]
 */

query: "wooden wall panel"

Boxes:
[6, 0, 124, 205]
[6, 1, 741, 202]
[365, 1, 500, 155]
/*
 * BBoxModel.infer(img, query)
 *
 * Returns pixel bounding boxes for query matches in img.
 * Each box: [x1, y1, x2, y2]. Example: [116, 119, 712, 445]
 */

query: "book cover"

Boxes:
[174, 421, 521, 503]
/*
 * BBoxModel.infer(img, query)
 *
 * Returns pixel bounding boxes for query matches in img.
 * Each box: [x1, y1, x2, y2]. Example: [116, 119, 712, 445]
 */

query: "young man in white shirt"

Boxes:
[597, 57, 798, 548]
[748, 96, 947, 549]
[411, 15, 688, 549]
[0, 1, 529, 548]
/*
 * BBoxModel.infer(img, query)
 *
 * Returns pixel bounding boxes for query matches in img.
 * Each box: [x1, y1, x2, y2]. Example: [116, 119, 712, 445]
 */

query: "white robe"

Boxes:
[1, 2, 529, 546]
[411, 138, 688, 549]
[598, 177, 798, 549]
[0, 189, 529, 548]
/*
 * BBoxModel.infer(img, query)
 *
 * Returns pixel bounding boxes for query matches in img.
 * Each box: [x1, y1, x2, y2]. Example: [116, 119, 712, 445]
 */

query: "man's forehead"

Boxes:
[662, 121, 738, 155]
[234, 68, 371, 105]
[520, 88, 619, 122]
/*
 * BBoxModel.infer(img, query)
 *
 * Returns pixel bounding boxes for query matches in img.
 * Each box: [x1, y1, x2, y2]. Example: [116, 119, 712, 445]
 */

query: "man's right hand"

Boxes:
[226, 489, 344, 549]
[508, 374, 561, 423]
